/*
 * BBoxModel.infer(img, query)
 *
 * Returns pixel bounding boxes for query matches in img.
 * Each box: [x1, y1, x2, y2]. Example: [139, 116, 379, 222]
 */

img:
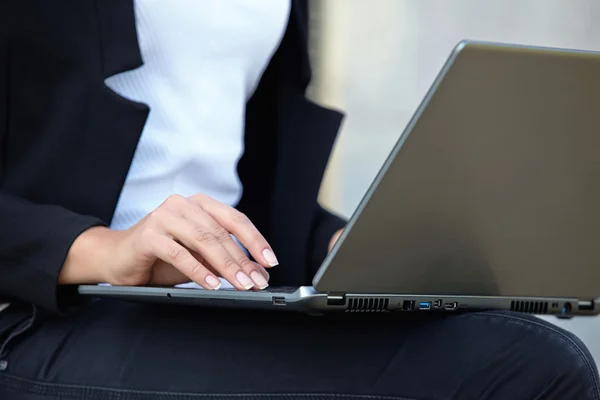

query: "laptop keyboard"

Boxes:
[217, 286, 299, 294]
[260, 286, 299, 294]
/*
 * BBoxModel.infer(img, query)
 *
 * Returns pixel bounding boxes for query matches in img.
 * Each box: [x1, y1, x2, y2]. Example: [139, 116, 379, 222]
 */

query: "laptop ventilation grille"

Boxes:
[510, 300, 549, 314]
[347, 298, 389, 312]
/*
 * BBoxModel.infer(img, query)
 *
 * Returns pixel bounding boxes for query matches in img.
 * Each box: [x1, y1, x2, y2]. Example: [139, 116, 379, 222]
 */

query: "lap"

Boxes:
[0, 300, 598, 400]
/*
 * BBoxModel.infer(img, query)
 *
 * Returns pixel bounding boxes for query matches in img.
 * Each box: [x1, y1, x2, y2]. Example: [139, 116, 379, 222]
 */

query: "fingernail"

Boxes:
[236, 271, 255, 290]
[262, 249, 279, 267]
[251, 271, 269, 290]
[205, 275, 222, 290]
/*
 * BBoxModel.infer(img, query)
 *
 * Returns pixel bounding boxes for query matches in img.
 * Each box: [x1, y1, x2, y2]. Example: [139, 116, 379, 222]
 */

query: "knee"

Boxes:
[531, 316, 599, 399]
[469, 312, 600, 399]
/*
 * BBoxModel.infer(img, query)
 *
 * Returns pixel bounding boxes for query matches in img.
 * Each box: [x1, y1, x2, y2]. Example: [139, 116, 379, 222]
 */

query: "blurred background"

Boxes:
[307, 0, 600, 366]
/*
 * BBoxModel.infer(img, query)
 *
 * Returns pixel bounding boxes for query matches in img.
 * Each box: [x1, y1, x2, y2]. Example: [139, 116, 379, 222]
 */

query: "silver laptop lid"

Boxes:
[314, 40, 600, 299]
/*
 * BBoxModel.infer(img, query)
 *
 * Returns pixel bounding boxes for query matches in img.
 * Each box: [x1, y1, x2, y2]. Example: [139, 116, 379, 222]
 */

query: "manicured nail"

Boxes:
[251, 271, 269, 290]
[262, 249, 279, 267]
[236, 271, 255, 290]
[205, 275, 222, 290]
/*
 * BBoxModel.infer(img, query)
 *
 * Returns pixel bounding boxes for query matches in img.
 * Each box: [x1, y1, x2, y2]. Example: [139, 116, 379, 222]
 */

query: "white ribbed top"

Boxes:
[107, 0, 290, 230]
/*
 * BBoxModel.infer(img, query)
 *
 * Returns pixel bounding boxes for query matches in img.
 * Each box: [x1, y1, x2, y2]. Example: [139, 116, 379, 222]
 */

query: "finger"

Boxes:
[255, 263, 270, 281]
[220, 239, 270, 289]
[203, 220, 269, 289]
[163, 211, 255, 290]
[189, 194, 278, 268]
[148, 260, 190, 286]
[250, 263, 270, 291]
[181, 198, 269, 288]
[193, 261, 269, 290]
[188, 238, 269, 289]
[189, 250, 268, 282]
[147, 231, 222, 290]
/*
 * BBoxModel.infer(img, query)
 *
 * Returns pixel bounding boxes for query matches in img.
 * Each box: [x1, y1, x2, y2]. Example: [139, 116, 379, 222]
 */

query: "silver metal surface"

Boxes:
[315, 41, 600, 301]
[78, 285, 597, 316]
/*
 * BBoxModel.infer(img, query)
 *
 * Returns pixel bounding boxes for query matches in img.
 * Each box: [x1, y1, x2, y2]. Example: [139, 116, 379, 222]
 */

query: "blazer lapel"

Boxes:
[95, 0, 144, 78]
[265, 0, 345, 285]
[289, 0, 312, 88]
[92, 0, 149, 223]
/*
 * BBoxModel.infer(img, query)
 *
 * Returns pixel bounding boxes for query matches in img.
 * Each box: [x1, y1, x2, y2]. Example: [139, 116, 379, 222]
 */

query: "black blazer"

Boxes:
[0, 0, 346, 312]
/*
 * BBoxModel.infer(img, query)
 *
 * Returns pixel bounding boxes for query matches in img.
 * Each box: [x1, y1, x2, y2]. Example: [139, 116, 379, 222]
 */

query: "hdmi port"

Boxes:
[444, 302, 458, 311]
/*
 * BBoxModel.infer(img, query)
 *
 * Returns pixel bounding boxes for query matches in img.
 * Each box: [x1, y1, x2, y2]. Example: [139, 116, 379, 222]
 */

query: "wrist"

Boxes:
[58, 226, 120, 285]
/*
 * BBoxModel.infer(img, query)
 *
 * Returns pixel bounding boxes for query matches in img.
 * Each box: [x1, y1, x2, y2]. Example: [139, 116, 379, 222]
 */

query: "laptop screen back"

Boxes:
[314, 41, 600, 299]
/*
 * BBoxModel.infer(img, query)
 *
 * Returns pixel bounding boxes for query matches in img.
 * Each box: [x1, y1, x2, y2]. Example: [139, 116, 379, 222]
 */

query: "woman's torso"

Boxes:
[107, 0, 291, 230]
[0, 0, 291, 312]
[0, 0, 341, 303]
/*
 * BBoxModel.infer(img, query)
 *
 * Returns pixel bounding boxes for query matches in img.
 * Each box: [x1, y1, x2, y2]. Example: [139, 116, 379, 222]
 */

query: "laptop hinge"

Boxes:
[326, 292, 346, 306]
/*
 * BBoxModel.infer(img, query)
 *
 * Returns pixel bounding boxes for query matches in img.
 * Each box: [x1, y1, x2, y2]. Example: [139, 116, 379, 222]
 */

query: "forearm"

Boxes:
[0, 191, 105, 312]
[58, 226, 116, 285]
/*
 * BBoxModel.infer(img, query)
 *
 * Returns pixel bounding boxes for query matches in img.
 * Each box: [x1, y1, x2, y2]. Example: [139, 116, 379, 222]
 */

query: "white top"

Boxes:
[108, 0, 291, 230]
[0, 0, 290, 313]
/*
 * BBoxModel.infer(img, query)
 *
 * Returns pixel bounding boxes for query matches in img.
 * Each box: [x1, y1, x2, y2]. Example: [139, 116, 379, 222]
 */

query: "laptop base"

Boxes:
[77, 285, 598, 317]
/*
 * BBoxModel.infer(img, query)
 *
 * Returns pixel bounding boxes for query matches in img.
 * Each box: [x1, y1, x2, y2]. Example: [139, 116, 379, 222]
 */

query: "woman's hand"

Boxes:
[59, 194, 278, 290]
[329, 228, 344, 252]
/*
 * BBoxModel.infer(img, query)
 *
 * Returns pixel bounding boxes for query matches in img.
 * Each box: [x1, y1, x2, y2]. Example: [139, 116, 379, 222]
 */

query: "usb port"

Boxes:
[578, 301, 594, 311]
[419, 301, 431, 310]
[444, 302, 458, 311]
[272, 297, 286, 306]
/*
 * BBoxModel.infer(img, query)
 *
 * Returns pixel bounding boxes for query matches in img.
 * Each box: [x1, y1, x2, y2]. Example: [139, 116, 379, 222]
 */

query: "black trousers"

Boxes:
[0, 300, 598, 400]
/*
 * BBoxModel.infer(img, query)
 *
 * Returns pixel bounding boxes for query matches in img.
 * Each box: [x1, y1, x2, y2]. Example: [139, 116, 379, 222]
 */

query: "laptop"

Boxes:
[78, 40, 600, 317]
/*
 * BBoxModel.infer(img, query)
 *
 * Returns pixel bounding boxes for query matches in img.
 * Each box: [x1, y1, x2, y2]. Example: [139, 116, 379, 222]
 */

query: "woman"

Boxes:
[0, 1, 598, 399]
